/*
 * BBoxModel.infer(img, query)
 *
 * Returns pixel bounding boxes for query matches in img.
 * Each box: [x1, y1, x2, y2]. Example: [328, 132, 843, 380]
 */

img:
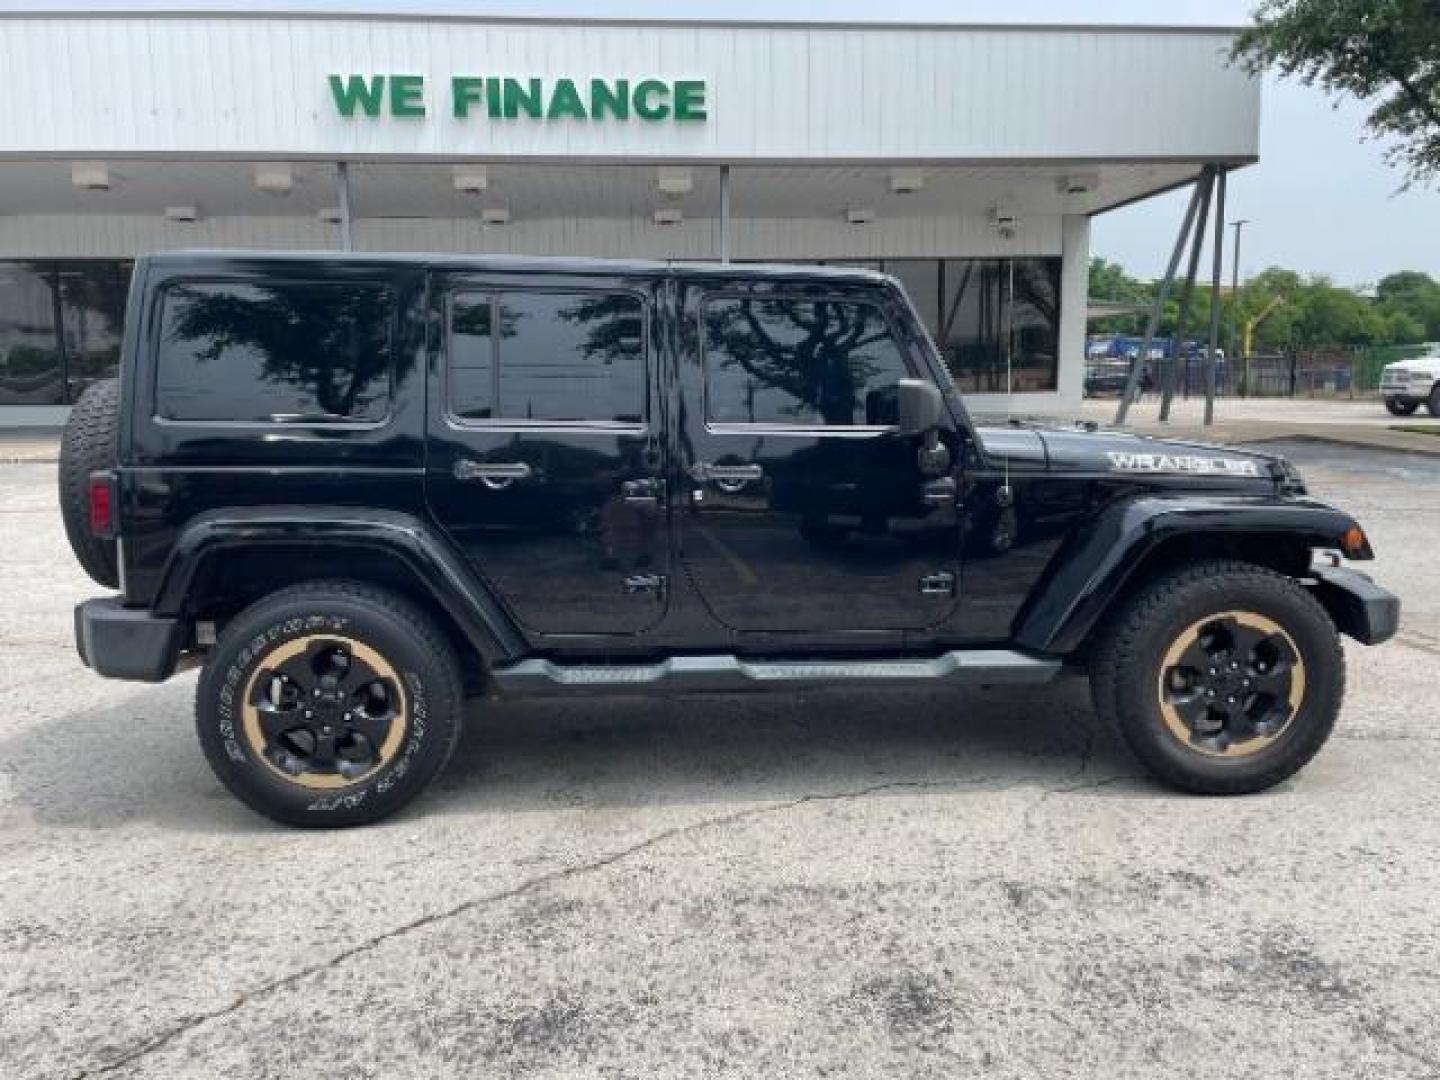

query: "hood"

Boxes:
[1385, 354, 1440, 376]
[975, 421, 1289, 488]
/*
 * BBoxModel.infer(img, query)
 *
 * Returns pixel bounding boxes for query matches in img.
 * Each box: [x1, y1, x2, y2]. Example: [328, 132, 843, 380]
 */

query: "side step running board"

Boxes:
[491, 650, 1063, 696]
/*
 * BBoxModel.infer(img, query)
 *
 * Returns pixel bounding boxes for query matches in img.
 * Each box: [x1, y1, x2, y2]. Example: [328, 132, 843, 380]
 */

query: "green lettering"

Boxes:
[452, 76, 484, 118]
[328, 74, 385, 118]
[546, 78, 587, 120]
[633, 79, 671, 121]
[673, 80, 707, 121]
[502, 77, 543, 119]
[486, 77, 503, 118]
[589, 78, 629, 120]
[389, 74, 426, 117]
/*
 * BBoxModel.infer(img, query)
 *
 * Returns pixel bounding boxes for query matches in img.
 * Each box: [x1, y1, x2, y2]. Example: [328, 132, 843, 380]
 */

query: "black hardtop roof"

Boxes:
[142, 249, 897, 285]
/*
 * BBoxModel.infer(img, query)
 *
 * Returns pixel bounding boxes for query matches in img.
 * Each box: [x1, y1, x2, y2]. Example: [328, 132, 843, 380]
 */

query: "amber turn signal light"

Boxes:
[1340, 525, 1370, 559]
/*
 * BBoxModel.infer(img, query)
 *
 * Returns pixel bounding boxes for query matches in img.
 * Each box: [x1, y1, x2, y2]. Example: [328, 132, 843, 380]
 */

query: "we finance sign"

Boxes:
[328, 74, 708, 122]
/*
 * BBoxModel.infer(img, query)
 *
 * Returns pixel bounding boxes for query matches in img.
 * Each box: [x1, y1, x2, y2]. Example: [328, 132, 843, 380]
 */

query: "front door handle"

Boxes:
[689, 462, 765, 486]
[922, 476, 957, 507]
[454, 459, 533, 489]
[621, 477, 665, 506]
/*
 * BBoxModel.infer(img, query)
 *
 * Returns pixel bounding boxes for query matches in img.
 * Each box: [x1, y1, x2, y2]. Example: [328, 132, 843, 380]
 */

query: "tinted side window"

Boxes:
[155, 281, 392, 422]
[701, 296, 910, 426]
[448, 290, 646, 423]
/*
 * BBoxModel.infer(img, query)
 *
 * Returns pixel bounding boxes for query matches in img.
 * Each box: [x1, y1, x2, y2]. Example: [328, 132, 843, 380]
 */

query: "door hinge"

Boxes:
[918, 571, 956, 597]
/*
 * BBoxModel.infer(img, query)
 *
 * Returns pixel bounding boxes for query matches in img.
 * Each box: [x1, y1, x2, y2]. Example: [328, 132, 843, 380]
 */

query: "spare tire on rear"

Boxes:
[59, 377, 121, 588]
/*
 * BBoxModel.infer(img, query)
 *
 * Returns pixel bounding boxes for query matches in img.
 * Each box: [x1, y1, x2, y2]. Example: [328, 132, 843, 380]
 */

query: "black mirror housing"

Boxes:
[896, 378, 943, 436]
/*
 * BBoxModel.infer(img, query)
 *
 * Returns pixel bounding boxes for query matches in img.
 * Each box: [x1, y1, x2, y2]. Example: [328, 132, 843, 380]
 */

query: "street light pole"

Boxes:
[1230, 218, 1248, 392]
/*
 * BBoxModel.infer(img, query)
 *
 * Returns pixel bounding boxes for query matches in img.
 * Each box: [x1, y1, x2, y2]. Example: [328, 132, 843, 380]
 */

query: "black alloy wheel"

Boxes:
[243, 635, 408, 789]
[1156, 610, 1304, 758]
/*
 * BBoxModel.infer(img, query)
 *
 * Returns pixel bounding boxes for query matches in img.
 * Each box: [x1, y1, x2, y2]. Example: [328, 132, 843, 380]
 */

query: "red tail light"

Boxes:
[88, 473, 115, 536]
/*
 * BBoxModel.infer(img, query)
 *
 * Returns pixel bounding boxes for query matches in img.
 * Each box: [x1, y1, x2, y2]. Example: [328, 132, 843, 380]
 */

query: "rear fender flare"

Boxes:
[152, 506, 527, 664]
[1011, 495, 1366, 656]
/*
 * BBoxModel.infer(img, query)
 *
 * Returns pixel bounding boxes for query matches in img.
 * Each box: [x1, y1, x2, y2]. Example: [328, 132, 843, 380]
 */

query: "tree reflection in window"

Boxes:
[702, 296, 909, 426]
[157, 282, 393, 422]
[449, 290, 644, 423]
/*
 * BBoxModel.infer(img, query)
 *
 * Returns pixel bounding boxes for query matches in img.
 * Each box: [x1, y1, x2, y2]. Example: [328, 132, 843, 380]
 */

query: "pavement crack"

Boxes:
[1358, 1015, 1440, 1075]
[66, 770, 1018, 1078]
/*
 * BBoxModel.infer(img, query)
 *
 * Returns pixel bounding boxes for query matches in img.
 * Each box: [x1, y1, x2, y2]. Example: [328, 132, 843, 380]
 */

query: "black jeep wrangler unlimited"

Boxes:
[63, 252, 1398, 826]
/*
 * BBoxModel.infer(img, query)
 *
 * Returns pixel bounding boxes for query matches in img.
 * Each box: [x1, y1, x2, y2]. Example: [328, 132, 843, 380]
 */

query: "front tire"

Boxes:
[1427, 384, 1440, 416]
[195, 580, 464, 827]
[1385, 397, 1419, 416]
[1090, 560, 1343, 794]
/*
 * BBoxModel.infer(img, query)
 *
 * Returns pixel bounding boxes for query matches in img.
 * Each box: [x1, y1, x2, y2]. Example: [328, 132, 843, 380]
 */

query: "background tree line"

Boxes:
[1089, 258, 1440, 353]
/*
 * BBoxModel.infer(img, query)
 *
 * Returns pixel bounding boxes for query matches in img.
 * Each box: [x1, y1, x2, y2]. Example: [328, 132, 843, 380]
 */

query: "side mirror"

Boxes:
[896, 378, 943, 437]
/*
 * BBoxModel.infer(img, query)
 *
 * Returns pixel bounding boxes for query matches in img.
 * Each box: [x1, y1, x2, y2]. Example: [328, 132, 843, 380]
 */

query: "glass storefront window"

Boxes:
[58, 261, 132, 401]
[0, 262, 62, 406]
[818, 257, 1063, 394]
[0, 260, 131, 406]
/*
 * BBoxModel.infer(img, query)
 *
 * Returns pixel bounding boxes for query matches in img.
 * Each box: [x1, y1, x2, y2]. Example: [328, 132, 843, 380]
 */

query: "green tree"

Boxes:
[1376, 270, 1440, 338]
[1234, 0, 1440, 187]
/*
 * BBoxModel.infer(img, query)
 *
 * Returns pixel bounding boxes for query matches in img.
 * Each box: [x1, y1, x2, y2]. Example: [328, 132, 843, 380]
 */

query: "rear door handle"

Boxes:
[689, 463, 764, 484]
[454, 459, 533, 489]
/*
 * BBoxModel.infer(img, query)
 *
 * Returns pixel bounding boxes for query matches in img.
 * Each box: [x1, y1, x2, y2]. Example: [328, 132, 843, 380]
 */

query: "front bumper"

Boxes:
[1310, 566, 1400, 646]
[74, 598, 187, 682]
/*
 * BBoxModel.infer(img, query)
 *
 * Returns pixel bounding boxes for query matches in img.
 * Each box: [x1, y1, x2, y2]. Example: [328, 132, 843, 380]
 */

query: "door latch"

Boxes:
[918, 571, 956, 597]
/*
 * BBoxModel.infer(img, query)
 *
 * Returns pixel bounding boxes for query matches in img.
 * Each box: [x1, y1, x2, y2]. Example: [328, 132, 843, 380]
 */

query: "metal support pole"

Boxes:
[336, 162, 354, 252]
[1203, 169, 1227, 426]
[1230, 218, 1248, 395]
[1115, 170, 1207, 426]
[718, 164, 731, 263]
[1158, 170, 1214, 422]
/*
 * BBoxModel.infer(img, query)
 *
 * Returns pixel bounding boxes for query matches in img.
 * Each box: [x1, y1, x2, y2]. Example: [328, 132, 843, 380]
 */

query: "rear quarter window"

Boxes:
[154, 280, 393, 423]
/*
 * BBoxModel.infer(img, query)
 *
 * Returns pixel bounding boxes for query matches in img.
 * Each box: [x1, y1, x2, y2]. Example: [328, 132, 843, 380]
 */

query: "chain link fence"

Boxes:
[1085, 343, 1433, 400]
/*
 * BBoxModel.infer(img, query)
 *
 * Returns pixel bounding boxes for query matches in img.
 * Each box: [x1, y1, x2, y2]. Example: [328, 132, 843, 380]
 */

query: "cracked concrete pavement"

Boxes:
[2, 440, 1439, 1079]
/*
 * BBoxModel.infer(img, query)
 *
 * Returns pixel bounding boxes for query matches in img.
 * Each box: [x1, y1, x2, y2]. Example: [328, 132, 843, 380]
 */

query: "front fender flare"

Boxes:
[1011, 495, 1367, 656]
[152, 506, 527, 664]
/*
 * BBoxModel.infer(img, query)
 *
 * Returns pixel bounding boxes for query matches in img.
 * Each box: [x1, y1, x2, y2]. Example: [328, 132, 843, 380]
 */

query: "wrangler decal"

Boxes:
[1106, 451, 1260, 477]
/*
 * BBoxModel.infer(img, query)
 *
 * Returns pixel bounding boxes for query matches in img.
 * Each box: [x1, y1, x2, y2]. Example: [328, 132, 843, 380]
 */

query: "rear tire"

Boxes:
[1427, 384, 1440, 416]
[1090, 560, 1343, 795]
[195, 580, 465, 827]
[58, 377, 121, 588]
[1385, 397, 1418, 416]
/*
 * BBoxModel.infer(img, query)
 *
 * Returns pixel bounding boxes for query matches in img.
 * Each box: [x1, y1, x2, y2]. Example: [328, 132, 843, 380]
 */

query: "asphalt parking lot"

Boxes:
[2, 441, 1438, 1079]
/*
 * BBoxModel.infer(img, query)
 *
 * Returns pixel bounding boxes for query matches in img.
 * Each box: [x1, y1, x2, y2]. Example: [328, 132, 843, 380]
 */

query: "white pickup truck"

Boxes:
[1380, 350, 1440, 416]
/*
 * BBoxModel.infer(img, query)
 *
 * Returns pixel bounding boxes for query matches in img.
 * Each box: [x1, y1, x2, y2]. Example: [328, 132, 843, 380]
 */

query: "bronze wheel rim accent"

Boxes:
[1157, 611, 1306, 759]
[241, 634, 408, 790]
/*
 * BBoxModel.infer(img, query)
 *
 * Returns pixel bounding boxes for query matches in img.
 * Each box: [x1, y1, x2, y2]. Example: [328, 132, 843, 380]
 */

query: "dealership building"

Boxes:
[0, 5, 1262, 423]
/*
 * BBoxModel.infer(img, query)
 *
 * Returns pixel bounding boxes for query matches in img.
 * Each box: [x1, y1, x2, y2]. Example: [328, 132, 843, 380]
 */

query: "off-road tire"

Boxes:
[58, 377, 120, 588]
[1427, 384, 1440, 416]
[196, 580, 465, 827]
[1090, 559, 1344, 794]
[1385, 397, 1418, 416]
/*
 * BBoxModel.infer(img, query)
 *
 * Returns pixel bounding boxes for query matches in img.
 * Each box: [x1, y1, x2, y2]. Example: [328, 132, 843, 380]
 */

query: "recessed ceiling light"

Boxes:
[317, 207, 343, 223]
[846, 207, 877, 225]
[1058, 173, 1100, 196]
[164, 205, 200, 222]
[254, 165, 294, 194]
[453, 166, 488, 194]
[890, 168, 925, 195]
[480, 207, 511, 225]
[656, 166, 693, 197]
[653, 207, 683, 226]
[70, 162, 110, 191]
